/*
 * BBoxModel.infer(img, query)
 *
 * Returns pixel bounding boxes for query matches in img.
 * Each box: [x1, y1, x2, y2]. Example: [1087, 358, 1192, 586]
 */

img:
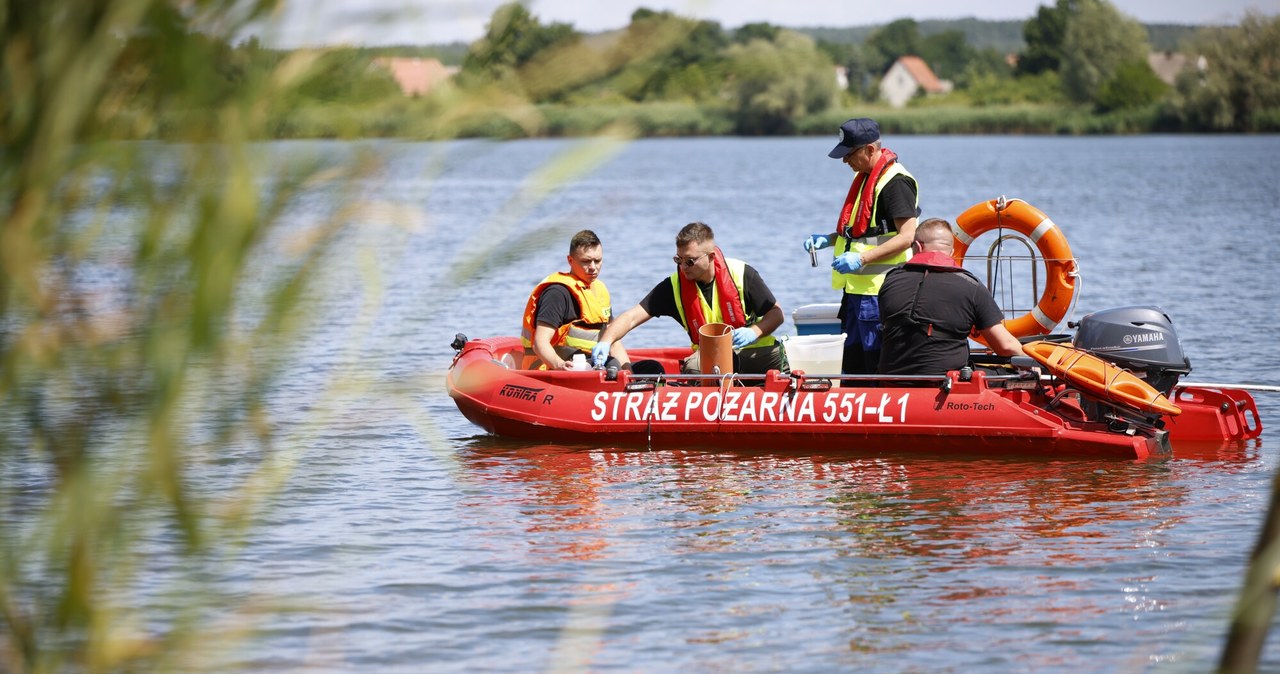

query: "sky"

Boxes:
[261, 0, 1280, 48]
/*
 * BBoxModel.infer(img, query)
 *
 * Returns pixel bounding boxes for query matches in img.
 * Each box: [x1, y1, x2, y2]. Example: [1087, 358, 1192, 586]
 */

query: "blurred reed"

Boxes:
[0, 2, 636, 672]
[0, 1, 373, 672]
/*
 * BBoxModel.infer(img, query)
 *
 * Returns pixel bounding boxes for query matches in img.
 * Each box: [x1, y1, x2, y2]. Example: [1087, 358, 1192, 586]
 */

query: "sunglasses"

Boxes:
[672, 251, 711, 267]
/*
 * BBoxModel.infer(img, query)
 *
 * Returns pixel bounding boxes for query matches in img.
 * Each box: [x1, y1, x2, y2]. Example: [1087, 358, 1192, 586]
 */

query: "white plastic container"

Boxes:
[566, 353, 589, 371]
[791, 303, 842, 335]
[782, 333, 845, 377]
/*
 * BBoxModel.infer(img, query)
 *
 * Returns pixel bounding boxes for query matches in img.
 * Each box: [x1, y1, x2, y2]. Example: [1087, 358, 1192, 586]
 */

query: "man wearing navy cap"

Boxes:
[804, 117, 920, 374]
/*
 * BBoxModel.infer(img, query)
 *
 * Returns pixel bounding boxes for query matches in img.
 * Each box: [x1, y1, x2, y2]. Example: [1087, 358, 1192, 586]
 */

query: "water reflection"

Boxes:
[1171, 437, 1262, 466]
[456, 439, 1260, 570]
[456, 441, 610, 566]
[452, 438, 1266, 670]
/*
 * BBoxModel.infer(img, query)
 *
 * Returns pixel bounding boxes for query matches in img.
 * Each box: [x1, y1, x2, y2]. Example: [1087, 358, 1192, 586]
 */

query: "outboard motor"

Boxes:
[1071, 306, 1191, 395]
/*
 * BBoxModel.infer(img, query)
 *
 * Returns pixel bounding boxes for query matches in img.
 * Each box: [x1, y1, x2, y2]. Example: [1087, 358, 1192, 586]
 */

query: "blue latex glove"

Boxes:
[832, 252, 864, 274]
[804, 233, 831, 251]
[591, 341, 611, 368]
[732, 327, 758, 349]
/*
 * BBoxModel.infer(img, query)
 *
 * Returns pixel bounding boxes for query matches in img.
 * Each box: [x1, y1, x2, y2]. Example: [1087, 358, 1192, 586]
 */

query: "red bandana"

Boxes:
[837, 148, 897, 239]
[677, 246, 745, 343]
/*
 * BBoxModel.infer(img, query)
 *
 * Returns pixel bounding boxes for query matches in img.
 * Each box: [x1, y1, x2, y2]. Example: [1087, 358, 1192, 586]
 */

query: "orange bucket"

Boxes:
[697, 322, 734, 377]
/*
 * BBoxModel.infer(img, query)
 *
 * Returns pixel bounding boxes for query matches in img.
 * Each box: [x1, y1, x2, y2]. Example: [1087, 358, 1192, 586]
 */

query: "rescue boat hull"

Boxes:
[444, 337, 1263, 460]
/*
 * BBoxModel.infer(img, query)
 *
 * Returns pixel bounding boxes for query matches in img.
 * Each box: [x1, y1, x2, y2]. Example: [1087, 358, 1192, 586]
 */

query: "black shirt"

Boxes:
[533, 284, 582, 328]
[864, 174, 920, 236]
[878, 265, 1005, 375]
[639, 264, 776, 325]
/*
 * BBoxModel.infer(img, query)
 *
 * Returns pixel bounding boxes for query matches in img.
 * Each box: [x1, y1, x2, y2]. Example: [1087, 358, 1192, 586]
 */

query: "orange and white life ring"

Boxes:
[953, 198, 1078, 342]
[1023, 340, 1182, 417]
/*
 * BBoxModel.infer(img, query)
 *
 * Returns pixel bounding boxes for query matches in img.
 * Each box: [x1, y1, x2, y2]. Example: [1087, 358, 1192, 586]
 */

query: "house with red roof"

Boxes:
[879, 56, 952, 108]
[373, 57, 458, 97]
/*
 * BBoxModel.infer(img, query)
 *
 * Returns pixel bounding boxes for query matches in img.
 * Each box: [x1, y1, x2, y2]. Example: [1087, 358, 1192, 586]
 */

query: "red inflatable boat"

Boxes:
[449, 199, 1262, 459]
[446, 334, 1261, 460]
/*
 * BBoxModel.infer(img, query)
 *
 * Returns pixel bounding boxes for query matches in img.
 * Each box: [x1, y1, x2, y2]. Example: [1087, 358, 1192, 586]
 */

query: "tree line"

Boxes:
[96, 0, 1280, 138]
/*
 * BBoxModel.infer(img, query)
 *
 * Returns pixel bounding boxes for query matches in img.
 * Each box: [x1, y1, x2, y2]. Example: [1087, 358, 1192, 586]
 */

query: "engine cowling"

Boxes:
[1071, 306, 1191, 395]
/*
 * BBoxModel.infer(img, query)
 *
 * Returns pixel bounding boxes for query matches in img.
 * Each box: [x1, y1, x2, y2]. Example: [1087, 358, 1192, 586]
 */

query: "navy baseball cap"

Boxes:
[828, 118, 880, 158]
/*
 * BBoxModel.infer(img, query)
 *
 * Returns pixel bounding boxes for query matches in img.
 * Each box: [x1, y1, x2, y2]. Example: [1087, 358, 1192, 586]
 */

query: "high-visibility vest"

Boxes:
[833, 163, 918, 296]
[670, 258, 776, 350]
[520, 272, 612, 368]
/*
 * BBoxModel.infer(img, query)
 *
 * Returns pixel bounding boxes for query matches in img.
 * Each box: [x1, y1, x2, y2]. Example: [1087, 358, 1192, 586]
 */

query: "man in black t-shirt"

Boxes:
[520, 230, 629, 370]
[878, 218, 1025, 375]
[593, 222, 785, 375]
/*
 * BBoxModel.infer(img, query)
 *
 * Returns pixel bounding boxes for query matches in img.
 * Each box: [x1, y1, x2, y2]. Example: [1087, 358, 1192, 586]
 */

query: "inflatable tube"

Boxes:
[954, 198, 1077, 342]
[1024, 340, 1181, 417]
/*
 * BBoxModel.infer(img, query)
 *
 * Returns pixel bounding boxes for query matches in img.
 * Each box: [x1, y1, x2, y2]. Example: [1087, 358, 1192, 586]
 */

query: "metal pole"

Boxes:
[1179, 382, 1280, 394]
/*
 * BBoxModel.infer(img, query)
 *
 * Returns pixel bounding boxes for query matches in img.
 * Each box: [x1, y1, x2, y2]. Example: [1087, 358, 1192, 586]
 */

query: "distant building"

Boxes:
[373, 57, 458, 97]
[834, 65, 849, 92]
[1147, 51, 1189, 86]
[879, 56, 953, 109]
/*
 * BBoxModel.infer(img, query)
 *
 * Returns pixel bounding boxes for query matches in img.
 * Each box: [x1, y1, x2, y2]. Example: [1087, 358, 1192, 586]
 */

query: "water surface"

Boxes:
[35, 135, 1280, 672]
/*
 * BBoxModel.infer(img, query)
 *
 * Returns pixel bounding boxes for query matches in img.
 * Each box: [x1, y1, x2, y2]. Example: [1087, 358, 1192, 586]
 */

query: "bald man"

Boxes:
[877, 218, 1026, 375]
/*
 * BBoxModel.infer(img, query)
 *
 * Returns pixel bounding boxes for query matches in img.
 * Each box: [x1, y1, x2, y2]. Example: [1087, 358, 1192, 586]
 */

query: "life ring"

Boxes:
[1024, 340, 1181, 417]
[953, 198, 1077, 343]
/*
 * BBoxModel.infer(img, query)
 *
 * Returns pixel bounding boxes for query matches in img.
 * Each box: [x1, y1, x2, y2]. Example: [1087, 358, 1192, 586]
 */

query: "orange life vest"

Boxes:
[519, 272, 612, 369]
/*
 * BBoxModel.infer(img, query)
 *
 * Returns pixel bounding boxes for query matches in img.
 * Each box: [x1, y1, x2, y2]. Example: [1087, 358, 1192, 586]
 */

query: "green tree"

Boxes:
[459, 2, 580, 85]
[292, 50, 402, 104]
[1059, 0, 1150, 104]
[1018, 0, 1076, 76]
[723, 30, 836, 134]
[952, 47, 1016, 92]
[816, 39, 880, 100]
[110, 18, 300, 139]
[919, 30, 976, 80]
[866, 18, 923, 73]
[962, 69, 1068, 105]
[1095, 59, 1167, 111]
[734, 22, 781, 44]
[1176, 13, 1280, 131]
[609, 11, 727, 102]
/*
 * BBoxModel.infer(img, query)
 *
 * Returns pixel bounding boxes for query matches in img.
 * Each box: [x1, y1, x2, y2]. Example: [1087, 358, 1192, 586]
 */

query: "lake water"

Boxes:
[30, 135, 1280, 671]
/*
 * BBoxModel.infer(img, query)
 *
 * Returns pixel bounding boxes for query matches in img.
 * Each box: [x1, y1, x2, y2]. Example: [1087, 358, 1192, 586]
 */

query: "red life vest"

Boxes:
[883, 250, 979, 338]
[675, 246, 745, 344]
[837, 148, 899, 239]
[902, 250, 961, 270]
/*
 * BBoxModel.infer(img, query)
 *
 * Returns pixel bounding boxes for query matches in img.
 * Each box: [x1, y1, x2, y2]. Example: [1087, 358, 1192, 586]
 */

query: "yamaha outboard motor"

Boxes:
[1071, 306, 1191, 395]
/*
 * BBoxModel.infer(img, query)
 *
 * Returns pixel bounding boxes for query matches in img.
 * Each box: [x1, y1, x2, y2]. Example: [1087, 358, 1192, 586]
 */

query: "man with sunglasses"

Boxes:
[521, 230, 629, 370]
[592, 222, 784, 376]
[804, 117, 920, 375]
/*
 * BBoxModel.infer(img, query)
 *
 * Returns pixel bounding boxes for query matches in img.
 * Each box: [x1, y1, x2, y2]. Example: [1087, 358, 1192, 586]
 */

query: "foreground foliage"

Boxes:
[0, 1, 364, 671]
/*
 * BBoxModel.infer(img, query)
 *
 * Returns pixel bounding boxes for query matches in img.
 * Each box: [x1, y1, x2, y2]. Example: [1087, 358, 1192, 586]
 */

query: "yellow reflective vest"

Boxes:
[670, 258, 776, 350]
[832, 163, 918, 296]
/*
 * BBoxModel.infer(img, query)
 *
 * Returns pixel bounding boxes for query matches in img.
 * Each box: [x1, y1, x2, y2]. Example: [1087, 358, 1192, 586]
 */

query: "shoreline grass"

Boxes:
[113, 100, 1278, 143]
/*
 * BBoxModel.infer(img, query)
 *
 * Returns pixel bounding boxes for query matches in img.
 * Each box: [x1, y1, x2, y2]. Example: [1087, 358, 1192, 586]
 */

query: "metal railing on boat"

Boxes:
[620, 369, 1038, 393]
